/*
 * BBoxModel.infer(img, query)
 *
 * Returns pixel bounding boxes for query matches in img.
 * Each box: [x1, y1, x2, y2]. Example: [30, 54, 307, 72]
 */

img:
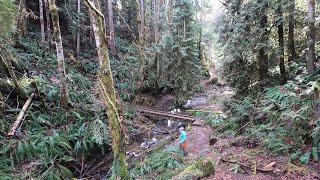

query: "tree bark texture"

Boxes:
[307, 0, 316, 74]
[153, 0, 161, 91]
[288, 0, 296, 62]
[277, 0, 287, 84]
[257, 0, 268, 87]
[48, 0, 69, 107]
[137, 0, 146, 83]
[153, 0, 159, 43]
[107, 0, 117, 56]
[44, 0, 52, 50]
[76, 0, 81, 59]
[16, 0, 28, 37]
[85, 0, 128, 178]
[39, 0, 46, 43]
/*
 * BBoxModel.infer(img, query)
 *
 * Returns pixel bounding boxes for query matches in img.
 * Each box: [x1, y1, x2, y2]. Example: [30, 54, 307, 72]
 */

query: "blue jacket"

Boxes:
[179, 131, 187, 144]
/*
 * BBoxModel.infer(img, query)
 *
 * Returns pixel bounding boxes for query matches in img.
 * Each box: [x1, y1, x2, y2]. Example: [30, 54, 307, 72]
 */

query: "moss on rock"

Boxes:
[177, 158, 214, 179]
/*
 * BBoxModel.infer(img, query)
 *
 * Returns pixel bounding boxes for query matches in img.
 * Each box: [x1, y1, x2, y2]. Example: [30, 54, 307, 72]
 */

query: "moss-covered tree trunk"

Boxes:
[307, 0, 316, 74]
[44, 0, 52, 51]
[48, 0, 69, 107]
[107, 0, 117, 56]
[153, 0, 161, 91]
[257, 0, 268, 88]
[16, 0, 27, 36]
[288, 0, 296, 62]
[277, 0, 287, 84]
[76, 0, 81, 60]
[85, 0, 128, 178]
[15, 0, 27, 45]
[137, 0, 146, 83]
[39, 0, 45, 43]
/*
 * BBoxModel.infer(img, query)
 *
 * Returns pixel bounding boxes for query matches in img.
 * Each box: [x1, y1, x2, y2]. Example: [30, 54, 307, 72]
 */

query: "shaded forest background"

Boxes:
[0, 0, 320, 179]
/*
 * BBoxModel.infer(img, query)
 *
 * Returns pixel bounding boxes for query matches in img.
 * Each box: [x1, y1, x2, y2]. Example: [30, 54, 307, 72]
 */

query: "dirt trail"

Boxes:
[178, 82, 320, 180]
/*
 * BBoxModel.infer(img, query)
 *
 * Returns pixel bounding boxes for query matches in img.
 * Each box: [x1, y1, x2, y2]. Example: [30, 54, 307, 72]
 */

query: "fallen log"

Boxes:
[191, 121, 204, 127]
[148, 108, 194, 118]
[139, 109, 195, 122]
[154, 129, 169, 134]
[221, 158, 276, 174]
[7, 92, 35, 136]
[186, 109, 223, 114]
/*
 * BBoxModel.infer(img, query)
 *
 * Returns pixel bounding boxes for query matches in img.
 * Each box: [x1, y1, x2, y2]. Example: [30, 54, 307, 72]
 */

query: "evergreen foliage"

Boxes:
[130, 150, 184, 179]
[0, 0, 15, 39]
[213, 0, 320, 164]
[142, 0, 205, 98]
[0, 0, 319, 178]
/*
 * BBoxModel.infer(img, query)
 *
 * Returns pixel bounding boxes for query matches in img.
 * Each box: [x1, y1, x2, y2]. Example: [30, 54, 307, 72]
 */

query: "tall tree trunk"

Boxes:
[107, 0, 117, 56]
[15, 0, 28, 44]
[137, 0, 145, 83]
[153, 0, 161, 91]
[39, 0, 46, 43]
[308, 0, 318, 160]
[44, 0, 52, 53]
[85, 0, 128, 178]
[258, 0, 268, 87]
[307, 0, 316, 74]
[17, 0, 27, 36]
[137, 0, 144, 44]
[277, 0, 287, 84]
[103, 0, 109, 33]
[288, 0, 296, 62]
[76, 0, 81, 60]
[153, 0, 159, 42]
[48, 0, 69, 107]
[198, 2, 203, 62]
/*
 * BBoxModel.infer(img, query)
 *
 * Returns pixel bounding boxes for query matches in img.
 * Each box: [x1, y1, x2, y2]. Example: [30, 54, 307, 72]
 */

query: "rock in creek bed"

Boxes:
[183, 97, 207, 109]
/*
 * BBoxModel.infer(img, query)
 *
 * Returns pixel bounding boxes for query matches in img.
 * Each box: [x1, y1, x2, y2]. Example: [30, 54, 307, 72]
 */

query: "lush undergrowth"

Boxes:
[0, 38, 112, 179]
[1, 33, 160, 178]
[0, 31, 205, 178]
[194, 63, 320, 165]
[130, 149, 185, 179]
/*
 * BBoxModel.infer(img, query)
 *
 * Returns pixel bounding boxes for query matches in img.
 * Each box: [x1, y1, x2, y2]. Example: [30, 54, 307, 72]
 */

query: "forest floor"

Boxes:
[167, 80, 320, 180]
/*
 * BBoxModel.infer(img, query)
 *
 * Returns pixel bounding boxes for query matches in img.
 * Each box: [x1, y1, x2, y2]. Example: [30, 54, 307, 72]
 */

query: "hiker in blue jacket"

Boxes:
[179, 126, 188, 156]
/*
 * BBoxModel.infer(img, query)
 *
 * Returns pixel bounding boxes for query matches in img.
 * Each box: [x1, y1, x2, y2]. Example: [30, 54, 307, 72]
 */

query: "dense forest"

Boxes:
[0, 0, 319, 179]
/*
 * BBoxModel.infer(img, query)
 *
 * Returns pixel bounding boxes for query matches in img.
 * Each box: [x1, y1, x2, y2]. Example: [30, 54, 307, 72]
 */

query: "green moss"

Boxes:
[178, 164, 203, 178]
[178, 158, 215, 179]
[195, 158, 215, 176]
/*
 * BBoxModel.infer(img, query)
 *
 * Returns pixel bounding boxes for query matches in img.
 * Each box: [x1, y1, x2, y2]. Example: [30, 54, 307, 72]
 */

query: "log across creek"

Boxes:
[138, 108, 195, 122]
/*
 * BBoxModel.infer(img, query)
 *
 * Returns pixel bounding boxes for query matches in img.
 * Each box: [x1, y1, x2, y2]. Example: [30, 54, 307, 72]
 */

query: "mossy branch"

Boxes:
[84, 0, 104, 19]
